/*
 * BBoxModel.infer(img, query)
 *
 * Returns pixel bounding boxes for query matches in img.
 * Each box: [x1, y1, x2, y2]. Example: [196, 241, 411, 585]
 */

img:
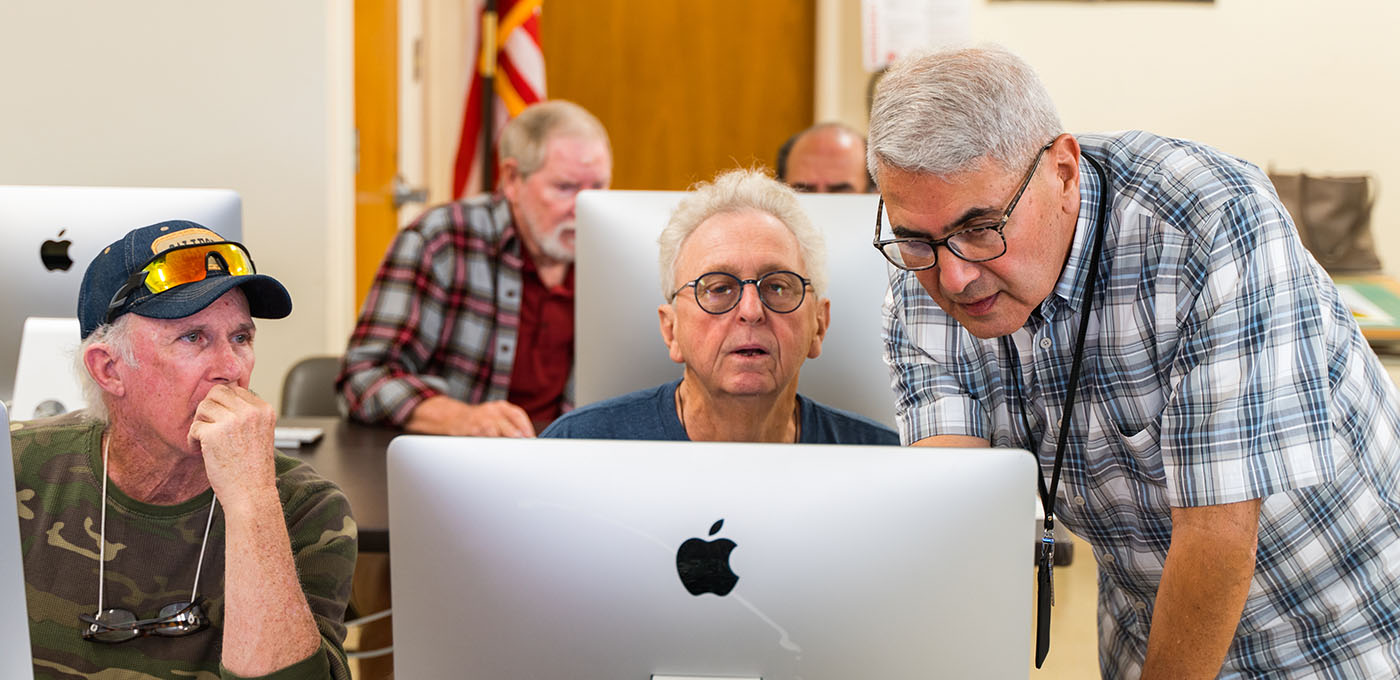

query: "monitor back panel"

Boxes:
[574, 190, 897, 427]
[388, 437, 1035, 679]
[0, 404, 37, 679]
[11, 318, 84, 421]
[0, 185, 241, 403]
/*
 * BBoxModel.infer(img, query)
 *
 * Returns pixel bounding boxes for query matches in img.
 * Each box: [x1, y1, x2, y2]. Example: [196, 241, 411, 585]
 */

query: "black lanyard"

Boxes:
[1006, 152, 1109, 668]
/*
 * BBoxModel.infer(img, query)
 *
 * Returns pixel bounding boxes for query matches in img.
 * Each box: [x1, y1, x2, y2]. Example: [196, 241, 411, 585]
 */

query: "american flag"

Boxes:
[452, 0, 546, 199]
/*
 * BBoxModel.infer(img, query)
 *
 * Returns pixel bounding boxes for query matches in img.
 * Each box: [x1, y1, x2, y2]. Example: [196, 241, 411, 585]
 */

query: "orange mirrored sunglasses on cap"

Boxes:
[103, 242, 256, 324]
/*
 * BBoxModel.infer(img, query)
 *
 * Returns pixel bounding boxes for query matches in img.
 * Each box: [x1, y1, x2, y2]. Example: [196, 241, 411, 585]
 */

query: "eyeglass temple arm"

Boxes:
[103, 271, 151, 324]
[873, 197, 885, 244]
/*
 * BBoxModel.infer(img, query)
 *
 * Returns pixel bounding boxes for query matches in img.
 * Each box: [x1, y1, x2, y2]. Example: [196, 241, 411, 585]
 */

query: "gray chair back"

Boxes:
[280, 355, 343, 417]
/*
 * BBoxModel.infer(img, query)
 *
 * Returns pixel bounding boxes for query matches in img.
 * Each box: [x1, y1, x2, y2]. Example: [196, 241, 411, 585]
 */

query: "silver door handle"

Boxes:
[392, 175, 428, 209]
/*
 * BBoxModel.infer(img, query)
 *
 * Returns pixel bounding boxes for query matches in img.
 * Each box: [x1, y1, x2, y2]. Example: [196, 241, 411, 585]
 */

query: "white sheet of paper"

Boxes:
[273, 426, 324, 449]
[862, 0, 972, 72]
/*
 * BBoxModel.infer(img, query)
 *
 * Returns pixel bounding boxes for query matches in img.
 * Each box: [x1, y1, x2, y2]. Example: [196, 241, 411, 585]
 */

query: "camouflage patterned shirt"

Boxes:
[12, 412, 357, 680]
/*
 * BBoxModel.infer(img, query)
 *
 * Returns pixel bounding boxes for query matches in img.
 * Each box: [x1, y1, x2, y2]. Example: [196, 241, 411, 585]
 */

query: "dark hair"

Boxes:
[775, 132, 799, 182]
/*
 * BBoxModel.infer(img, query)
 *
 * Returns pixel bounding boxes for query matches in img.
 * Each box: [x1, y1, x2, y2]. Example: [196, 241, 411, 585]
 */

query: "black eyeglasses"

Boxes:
[671, 270, 812, 315]
[80, 598, 209, 643]
[873, 140, 1056, 271]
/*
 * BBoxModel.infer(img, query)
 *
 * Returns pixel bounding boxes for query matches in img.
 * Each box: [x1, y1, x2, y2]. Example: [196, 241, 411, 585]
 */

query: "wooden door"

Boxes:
[541, 1, 815, 190]
[354, 0, 399, 310]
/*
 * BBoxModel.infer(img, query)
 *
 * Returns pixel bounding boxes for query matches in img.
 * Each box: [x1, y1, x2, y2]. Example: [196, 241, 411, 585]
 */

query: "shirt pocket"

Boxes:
[1087, 401, 1166, 485]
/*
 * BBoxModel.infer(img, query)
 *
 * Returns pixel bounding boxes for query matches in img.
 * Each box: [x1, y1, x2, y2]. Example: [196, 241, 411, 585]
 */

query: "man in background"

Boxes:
[776, 122, 873, 194]
[339, 100, 612, 436]
[337, 99, 610, 678]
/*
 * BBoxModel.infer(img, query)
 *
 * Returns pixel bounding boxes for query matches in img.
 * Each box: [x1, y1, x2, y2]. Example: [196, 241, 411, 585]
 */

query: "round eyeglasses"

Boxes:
[873, 140, 1055, 271]
[671, 270, 812, 315]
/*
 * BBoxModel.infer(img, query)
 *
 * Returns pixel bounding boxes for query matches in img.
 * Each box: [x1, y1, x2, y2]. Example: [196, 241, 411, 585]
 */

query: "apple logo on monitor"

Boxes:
[675, 519, 739, 596]
[41, 229, 74, 271]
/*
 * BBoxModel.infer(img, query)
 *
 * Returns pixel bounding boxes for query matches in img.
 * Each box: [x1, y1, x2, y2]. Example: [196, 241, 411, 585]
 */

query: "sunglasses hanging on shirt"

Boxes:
[80, 436, 217, 643]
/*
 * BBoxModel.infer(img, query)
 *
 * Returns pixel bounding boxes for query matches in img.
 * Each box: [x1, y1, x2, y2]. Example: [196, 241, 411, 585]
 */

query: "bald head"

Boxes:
[778, 123, 873, 194]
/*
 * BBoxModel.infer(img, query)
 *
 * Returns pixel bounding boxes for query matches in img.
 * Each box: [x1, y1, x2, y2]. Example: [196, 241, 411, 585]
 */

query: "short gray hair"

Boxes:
[657, 169, 827, 300]
[867, 46, 1062, 184]
[498, 100, 611, 177]
[73, 315, 139, 423]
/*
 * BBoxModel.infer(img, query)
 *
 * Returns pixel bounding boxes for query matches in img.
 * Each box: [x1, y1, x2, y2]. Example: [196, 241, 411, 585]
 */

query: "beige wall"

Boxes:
[0, 1, 355, 409]
[819, 0, 1400, 274]
[422, 0, 478, 204]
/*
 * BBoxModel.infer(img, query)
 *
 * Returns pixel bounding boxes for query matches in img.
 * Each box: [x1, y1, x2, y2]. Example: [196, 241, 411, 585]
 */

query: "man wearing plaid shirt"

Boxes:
[871, 47, 1400, 678]
[339, 100, 611, 437]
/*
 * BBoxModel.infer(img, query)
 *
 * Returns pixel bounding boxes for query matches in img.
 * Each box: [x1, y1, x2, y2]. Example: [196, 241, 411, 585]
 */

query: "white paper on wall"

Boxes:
[862, 0, 972, 73]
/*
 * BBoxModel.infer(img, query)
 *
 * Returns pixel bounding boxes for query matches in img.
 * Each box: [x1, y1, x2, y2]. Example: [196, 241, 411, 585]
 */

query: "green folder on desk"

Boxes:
[1334, 275, 1400, 341]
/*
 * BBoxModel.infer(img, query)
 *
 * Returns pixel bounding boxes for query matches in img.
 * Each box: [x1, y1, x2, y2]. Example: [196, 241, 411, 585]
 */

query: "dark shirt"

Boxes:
[541, 379, 899, 445]
[507, 252, 574, 425]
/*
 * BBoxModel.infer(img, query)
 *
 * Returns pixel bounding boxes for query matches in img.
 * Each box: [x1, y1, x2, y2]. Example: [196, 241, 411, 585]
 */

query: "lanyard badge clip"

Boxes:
[1035, 517, 1055, 667]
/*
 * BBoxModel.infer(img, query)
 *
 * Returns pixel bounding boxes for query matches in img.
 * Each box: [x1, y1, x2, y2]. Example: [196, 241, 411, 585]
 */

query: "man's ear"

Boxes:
[658, 304, 685, 365]
[807, 298, 832, 360]
[82, 343, 126, 399]
[1050, 133, 1082, 214]
[499, 158, 522, 202]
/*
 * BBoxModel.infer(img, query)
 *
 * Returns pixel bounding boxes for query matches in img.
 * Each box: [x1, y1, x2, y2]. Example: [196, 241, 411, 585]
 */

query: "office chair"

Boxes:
[279, 355, 343, 417]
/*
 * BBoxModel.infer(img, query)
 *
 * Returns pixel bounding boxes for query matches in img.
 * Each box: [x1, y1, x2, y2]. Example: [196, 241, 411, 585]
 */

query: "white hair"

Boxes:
[867, 45, 1062, 184]
[657, 169, 827, 300]
[73, 315, 139, 423]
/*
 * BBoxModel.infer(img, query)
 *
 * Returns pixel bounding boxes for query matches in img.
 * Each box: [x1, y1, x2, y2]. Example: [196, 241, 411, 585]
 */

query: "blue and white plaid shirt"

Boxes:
[884, 131, 1400, 678]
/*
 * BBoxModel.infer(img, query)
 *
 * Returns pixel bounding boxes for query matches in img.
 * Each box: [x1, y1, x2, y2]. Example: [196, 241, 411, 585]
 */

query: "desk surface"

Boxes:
[278, 416, 397, 553]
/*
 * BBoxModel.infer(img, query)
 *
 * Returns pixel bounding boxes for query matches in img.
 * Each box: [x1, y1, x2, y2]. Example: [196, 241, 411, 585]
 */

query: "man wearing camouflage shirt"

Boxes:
[11, 221, 356, 678]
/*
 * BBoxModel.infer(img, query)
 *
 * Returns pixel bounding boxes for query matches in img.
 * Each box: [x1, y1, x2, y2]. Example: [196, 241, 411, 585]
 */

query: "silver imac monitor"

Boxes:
[11, 317, 84, 421]
[0, 403, 36, 679]
[0, 185, 242, 404]
[574, 190, 896, 427]
[387, 436, 1036, 679]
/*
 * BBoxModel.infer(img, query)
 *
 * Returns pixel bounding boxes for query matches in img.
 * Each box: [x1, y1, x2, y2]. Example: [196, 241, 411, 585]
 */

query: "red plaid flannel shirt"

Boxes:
[338, 195, 571, 425]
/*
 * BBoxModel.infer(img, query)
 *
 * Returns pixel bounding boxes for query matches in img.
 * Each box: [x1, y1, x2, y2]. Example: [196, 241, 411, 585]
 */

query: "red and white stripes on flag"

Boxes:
[452, 0, 547, 199]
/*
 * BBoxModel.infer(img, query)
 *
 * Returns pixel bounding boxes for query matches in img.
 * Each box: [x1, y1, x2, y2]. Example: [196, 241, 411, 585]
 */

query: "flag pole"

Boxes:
[479, 0, 499, 192]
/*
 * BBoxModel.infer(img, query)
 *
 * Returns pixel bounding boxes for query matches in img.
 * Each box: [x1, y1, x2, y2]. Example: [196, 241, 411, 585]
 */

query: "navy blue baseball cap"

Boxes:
[77, 220, 292, 338]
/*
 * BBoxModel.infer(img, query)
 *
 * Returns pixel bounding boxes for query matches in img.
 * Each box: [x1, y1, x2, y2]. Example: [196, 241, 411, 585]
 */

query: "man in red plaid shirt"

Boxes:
[339, 100, 612, 437]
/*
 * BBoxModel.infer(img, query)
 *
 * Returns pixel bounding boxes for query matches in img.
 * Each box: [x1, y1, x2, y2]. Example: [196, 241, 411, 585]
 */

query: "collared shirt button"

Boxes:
[1134, 600, 1147, 610]
[1101, 552, 1114, 564]
[1039, 337, 1053, 349]
[1073, 495, 1085, 506]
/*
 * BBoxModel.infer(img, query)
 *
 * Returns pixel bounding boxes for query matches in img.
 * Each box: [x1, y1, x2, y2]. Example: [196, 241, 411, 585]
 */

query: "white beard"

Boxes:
[533, 221, 576, 263]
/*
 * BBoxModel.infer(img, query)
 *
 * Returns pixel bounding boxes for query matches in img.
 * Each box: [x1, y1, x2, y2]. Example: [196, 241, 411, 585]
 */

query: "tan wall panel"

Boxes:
[542, 1, 815, 190]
